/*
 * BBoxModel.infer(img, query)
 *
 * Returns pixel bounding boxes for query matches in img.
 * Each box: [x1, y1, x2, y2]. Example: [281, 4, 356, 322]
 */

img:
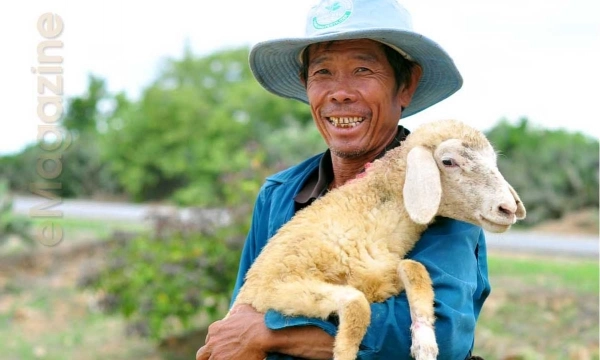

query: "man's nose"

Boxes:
[328, 77, 358, 103]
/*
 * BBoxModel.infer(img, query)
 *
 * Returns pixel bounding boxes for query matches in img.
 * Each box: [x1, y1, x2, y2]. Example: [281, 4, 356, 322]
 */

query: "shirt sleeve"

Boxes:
[230, 185, 273, 307]
[265, 218, 491, 360]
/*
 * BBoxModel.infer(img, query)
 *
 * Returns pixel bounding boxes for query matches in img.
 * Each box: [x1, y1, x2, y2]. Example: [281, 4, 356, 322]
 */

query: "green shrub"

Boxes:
[0, 179, 35, 249]
[486, 118, 599, 226]
[87, 225, 242, 340]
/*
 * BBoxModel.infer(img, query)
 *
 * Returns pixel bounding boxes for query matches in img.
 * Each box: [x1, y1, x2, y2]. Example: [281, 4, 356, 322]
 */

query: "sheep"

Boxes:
[229, 119, 526, 360]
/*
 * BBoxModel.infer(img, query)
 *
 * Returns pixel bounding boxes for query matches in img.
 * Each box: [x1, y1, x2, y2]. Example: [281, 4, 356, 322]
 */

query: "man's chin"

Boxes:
[330, 147, 367, 159]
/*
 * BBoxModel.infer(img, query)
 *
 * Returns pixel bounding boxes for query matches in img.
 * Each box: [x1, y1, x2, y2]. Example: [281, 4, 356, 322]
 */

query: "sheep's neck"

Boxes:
[364, 150, 407, 202]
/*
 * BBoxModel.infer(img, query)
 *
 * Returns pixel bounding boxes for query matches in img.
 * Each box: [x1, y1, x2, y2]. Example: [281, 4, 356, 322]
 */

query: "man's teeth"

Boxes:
[329, 117, 364, 128]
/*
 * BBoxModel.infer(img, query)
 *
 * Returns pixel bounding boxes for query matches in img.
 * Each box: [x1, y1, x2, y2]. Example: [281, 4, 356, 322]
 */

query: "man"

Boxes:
[197, 0, 490, 359]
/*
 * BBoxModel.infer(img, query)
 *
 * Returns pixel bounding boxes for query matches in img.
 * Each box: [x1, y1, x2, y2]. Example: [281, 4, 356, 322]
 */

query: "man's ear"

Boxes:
[299, 73, 307, 88]
[399, 64, 423, 108]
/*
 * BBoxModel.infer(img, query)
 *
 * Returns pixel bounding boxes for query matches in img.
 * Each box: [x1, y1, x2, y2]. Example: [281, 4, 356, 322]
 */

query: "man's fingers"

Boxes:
[228, 305, 241, 316]
[229, 303, 254, 316]
[198, 320, 220, 360]
[205, 319, 221, 342]
[196, 346, 208, 360]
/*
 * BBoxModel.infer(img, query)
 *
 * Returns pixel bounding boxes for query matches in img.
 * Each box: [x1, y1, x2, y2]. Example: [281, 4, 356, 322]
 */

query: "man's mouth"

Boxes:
[327, 116, 365, 128]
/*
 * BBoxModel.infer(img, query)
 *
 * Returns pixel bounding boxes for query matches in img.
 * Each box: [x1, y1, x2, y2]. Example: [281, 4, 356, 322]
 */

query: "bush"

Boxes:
[87, 223, 242, 340]
[0, 179, 35, 249]
[486, 118, 599, 226]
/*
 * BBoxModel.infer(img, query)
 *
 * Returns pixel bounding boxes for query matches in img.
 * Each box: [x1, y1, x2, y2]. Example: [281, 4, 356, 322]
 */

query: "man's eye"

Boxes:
[313, 69, 330, 75]
[356, 67, 370, 73]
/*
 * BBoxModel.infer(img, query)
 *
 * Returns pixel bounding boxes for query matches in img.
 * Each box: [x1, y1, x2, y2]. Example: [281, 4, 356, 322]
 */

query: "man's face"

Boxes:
[304, 39, 409, 159]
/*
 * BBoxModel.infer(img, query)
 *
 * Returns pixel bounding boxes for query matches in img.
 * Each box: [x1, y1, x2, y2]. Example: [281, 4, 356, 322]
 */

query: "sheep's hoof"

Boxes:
[410, 322, 438, 360]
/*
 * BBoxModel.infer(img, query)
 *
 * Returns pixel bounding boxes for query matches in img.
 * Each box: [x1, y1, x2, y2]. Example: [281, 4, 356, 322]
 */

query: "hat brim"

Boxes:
[249, 29, 463, 118]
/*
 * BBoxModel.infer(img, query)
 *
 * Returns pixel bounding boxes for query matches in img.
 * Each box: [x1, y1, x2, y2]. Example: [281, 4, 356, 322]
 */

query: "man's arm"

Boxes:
[196, 304, 334, 360]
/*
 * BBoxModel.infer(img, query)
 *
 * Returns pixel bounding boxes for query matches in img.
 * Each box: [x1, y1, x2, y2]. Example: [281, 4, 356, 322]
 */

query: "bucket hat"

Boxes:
[249, 0, 463, 118]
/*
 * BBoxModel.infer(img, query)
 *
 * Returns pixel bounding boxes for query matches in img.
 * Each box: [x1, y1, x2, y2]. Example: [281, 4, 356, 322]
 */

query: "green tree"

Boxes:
[0, 144, 43, 194]
[0, 75, 123, 199]
[100, 46, 320, 206]
[62, 74, 108, 135]
[57, 73, 123, 198]
[486, 118, 599, 225]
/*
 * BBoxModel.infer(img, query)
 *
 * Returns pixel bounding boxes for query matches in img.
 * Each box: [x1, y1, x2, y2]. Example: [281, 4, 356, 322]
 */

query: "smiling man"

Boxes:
[302, 39, 421, 189]
[196, 0, 490, 359]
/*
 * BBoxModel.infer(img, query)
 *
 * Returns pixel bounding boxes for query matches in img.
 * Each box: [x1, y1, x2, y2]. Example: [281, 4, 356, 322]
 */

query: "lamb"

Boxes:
[230, 119, 526, 360]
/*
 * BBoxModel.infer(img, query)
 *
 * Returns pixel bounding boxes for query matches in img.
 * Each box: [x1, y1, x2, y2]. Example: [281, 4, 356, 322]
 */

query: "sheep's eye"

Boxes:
[442, 158, 456, 167]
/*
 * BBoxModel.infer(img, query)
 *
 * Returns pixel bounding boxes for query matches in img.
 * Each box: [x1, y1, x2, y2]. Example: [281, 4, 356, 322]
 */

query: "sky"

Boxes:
[1, 0, 599, 156]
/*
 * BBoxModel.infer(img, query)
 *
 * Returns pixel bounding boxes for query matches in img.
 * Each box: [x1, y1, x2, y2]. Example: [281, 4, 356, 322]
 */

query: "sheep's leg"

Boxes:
[249, 280, 371, 360]
[398, 259, 438, 360]
[333, 286, 371, 360]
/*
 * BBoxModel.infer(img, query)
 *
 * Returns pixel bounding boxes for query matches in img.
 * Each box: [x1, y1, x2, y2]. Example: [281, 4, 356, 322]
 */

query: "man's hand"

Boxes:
[196, 304, 268, 360]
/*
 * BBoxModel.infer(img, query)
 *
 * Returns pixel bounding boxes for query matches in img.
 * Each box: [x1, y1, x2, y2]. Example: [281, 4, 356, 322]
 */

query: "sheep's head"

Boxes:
[402, 120, 526, 233]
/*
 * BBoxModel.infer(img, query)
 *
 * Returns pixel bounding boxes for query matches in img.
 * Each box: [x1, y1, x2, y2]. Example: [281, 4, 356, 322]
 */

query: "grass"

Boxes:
[487, 254, 599, 294]
[475, 252, 599, 359]
[0, 217, 148, 256]
[0, 270, 159, 360]
[28, 217, 149, 240]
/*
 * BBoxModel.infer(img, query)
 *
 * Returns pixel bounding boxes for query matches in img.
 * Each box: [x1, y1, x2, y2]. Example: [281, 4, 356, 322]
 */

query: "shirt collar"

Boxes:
[294, 125, 410, 210]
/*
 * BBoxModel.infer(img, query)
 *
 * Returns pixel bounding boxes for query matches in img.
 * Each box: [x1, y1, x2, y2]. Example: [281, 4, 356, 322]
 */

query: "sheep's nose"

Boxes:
[498, 202, 517, 217]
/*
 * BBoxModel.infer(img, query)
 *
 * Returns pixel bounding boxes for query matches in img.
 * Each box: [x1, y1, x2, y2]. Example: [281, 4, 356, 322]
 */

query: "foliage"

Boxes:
[58, 133, 123, 198]
[0, 47, 597, 225]
[0, 144, 43, 195]
[0, 179, 35, 248]
[0, 136, 122, 199]
[485, 118, 599, 225]
[62, 75, 108, 135]
[0, 74, 123, 199]
[58, 74, 124, 198]
[86, 224, 243, 340]
[79, 46, 325, 343]
[99, 46, 319, 206]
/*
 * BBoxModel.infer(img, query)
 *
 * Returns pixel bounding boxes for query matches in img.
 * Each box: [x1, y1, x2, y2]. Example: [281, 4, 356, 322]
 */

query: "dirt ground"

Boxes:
[530, 208, 599, 236]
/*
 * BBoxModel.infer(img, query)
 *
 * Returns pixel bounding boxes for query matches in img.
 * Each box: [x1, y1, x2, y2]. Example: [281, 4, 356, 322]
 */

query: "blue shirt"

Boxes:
[230, 152, 491, 360]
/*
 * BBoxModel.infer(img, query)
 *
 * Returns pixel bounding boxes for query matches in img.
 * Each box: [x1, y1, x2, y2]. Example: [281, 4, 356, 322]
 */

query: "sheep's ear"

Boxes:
[508, 183, 527, 220]
[403, 146, 441, 224]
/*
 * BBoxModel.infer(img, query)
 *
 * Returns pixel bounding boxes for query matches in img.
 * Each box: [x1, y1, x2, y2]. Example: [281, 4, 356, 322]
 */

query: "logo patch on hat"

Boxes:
[312, 0, 353, 29]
